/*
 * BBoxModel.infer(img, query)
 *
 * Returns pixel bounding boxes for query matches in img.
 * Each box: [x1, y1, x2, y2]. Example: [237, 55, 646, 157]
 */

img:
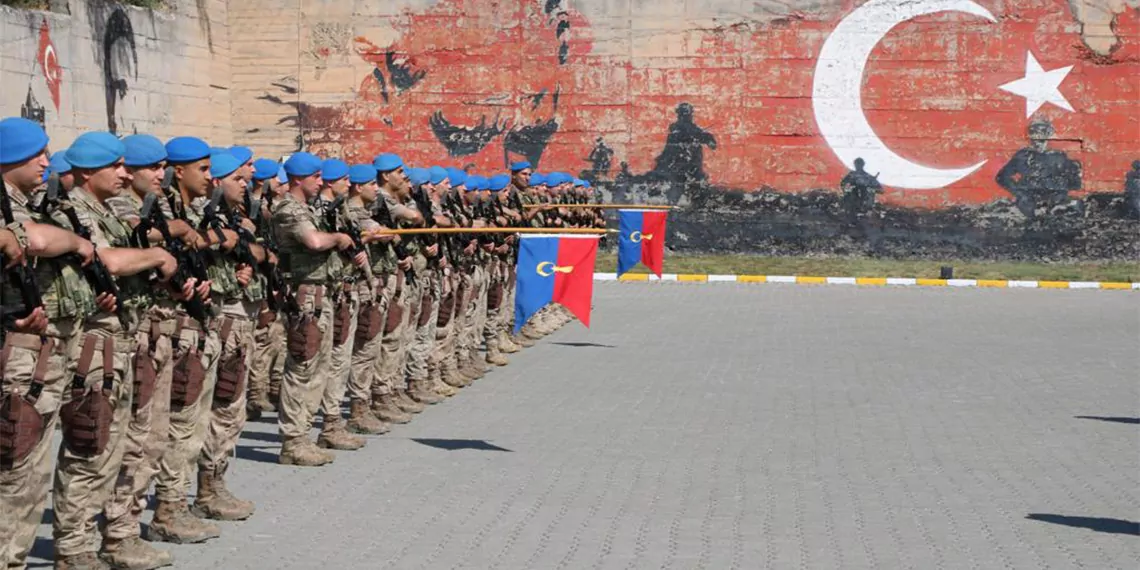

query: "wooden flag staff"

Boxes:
[369, 227, 615, 236]
[522, 204, 678, 210]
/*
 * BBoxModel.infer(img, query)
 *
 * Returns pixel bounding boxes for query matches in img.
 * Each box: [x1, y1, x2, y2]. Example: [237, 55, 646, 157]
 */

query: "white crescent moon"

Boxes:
[43, 45, 58, 82]
[812, 0, 996, 190]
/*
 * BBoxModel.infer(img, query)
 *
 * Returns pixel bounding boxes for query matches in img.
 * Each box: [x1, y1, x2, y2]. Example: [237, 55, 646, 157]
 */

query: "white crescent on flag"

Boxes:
[812, 0, 997, 190]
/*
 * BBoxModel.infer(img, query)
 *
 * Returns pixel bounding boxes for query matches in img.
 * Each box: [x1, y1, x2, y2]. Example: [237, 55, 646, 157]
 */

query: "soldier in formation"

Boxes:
[0, 117, 604, 570]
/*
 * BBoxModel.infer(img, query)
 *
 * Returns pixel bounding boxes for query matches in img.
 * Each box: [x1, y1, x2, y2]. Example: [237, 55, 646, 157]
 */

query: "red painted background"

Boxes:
[294, 0, 1140, 208]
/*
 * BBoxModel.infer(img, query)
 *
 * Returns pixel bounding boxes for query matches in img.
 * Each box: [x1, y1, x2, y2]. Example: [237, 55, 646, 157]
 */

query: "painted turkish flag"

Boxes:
[37, 19, 62, 112]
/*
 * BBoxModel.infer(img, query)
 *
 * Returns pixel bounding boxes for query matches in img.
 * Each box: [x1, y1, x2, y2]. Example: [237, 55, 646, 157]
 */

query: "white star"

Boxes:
[999, 51, 1074, 118]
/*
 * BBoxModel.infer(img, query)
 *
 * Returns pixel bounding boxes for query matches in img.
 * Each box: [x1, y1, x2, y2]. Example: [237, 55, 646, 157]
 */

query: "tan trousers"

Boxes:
[248, 309, 285, 404]
[351, 276, 390, 401]
[0, 327, 77, 569]
[406, 270, 439, 382]
[278, 289, 334, 441]
[320, 287, 359, 418]
[482, 260, 504, 347]
[52, 332, 138, 557]
[431, 271, 462, 378]
[102, 321, 174, 541]
[377, 275, 417, 393]
[154, 320, 222, 503]
[199, 315, 255, 475]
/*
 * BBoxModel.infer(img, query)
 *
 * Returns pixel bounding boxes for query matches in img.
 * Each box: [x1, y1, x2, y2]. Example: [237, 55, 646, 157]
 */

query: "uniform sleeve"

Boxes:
[76, 207, 113, 248]
[105, 196, 141, 224]
[272, 200, 317, 244]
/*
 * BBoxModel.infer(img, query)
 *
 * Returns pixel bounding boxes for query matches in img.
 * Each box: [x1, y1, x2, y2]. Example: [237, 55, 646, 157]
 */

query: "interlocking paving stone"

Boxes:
[31, 283, 1140, 569]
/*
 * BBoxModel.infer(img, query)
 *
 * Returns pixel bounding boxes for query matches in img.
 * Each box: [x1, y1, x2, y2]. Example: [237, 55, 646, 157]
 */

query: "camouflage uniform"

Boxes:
[190, 198, 263, 520]
[404, 198, 445, 404]
[271, 193, 337, 465]
[0, 182, 93, 569]
[52, 187, 151, 561]
[376, 190, 424, 411]
[248, 201, 285, 415]
[99, 192, 180, 556]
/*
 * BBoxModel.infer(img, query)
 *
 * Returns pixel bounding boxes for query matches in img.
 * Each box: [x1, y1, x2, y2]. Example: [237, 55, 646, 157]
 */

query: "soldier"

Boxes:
[49, 151, 75, 191]
[148, 136, 230, 545]
[98, 133, 185, 569]
[436, 167, 479, 390]
[400, 168, 445, 405]
[480, 174, 517, 367]
[0, 118, 107, 570]
[343, 165, 404, 429]
[189, 151, 273, 521]
[996, 120, 1082, 220]
[1123, 160, 1140, 219]
[373, 154, 428, 416]
[246, 158, 286, 418]
[313, 159, 368, 451]
[270, 152, 361, 466]
[839, 157, 882, 218]
[421, 166, 458, 399]
[457, 175, 495, 377]
[53, 132, 185, 569]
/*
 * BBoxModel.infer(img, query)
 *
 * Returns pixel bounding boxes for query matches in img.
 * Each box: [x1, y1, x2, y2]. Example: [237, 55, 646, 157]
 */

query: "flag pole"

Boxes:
[522, 204, 679, 210]
[368, 227, 615, 236]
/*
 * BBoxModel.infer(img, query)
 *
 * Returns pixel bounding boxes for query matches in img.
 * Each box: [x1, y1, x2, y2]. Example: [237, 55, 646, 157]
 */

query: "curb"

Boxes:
[593, 273, 1140, 290]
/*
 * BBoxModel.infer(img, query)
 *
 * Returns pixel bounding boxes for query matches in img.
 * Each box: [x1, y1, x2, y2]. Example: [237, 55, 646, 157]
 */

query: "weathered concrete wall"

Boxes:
[0, 0, 231, 147]
[228, 0, 1139, 260]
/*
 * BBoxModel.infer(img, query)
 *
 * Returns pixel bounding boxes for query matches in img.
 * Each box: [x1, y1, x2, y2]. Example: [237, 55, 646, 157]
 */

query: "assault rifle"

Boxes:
[322, 194, 372, 280]
[38, 175, 121, 308]
[371, 197, 415, 286]
[411, 186, 447, 269]
[0, 186, 43, 337]
[135, 193, 210, 322]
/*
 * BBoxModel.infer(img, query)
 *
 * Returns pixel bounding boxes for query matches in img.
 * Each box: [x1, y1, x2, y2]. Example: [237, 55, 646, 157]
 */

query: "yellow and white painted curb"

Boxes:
[593, 273, 1139, 290]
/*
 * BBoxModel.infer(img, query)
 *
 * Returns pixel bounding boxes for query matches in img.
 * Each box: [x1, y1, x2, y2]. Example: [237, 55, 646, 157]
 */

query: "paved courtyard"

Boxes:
[31, 283, 1140, 569]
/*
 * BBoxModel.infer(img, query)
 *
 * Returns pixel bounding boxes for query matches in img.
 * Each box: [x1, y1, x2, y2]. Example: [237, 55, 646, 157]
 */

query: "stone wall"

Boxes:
[0, 0, 231, 147]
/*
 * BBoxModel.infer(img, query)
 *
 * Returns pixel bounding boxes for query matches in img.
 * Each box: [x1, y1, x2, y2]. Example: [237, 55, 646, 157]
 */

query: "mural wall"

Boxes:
[0, 0, 232, 147]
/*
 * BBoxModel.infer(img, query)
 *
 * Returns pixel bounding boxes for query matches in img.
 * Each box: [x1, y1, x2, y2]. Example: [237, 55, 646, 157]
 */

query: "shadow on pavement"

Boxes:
[1074, 416, 1140, 425]
[551, 341, 617, 349]
[1026, 514, 1140, 536]
[411, 438, 513, 452]
[236, 445, 282, 464]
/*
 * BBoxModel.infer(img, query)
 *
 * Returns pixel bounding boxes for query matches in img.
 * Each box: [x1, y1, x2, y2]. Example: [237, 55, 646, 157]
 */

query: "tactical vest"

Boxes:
[272, 194, 332, 285]
[185, 201, 242, 299]
[350, 203, 396, 275]
[72, 191, 151, 331]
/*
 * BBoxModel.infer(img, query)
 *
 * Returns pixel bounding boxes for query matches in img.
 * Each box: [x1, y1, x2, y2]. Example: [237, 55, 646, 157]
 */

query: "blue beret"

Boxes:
[529, 173, 545, 186]
[48, 152, 72, 175]
[122, 134, 167, 167]
[428, 166, 448, 185]
[210, 152, 242, 179]
[446, 167, 467, 187]
[0, 118, 50, 165]
[284, 152, 321, 177]
[276, 164, 288, 184]
[406, 167, 430, 186]
[349, 164, 377, 185]
[209, 146, 229, 156]
[229, 146, 253, 165]
[580, 180, 591, 188]
[510, 161, 531, 172]
[572, 178, 586, 187]
[488, 174, 511, 192]
[546, 172, 571, 186]
[165, 137, 211, 163]
[66, 132, 125, 169]
[252, 158, 279, 181]
[373, 153, 403, 172]
[464, 175, 484, 191]
[321, 159, 349, 181]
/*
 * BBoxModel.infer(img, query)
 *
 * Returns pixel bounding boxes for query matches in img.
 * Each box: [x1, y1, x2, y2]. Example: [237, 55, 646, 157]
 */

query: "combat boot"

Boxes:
[348, 399, 390, 434]
[100, 536, 174, 570]
[408, 378, 445, 404]
[317, 416, 366, 450]
[54, 552, 111, 570]
[147, 499, 220, 544]
[371, 393, 413, 424]
[485, 343, 509, 367]
[522, 323, 545, 339]
[279, 437, 335, 466]
[395, 388, 426, 413]
[498, 333, 520, 353]
[431, 372, 458, 397]
[191, 469, 255, 521]
[442, 369, 466, 389]
[511, 333, 535, 348]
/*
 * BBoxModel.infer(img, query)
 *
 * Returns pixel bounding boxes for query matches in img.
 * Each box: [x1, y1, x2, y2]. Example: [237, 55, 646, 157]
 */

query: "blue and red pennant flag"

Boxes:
[617, 209, 668, 277]
[515, 234, 600, 332]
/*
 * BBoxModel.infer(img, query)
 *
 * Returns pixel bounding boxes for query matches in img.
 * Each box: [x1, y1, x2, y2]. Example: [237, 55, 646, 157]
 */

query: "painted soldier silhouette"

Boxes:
[840, 157, 882, 217]
[1125, 160, 1140, 219]
[581, 137, 614, 182]
[995, 120, 1082, 219]
[651, 103, 717, 204]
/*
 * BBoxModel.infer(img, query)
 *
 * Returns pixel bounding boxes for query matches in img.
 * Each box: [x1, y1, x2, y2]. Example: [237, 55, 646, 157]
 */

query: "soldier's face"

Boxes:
[239, 161, 254, 183]
[512, 169, 531, 188]
[0, 148, 49, 191]
[177, 158, 211, 198]
[328, 177, 350, 197]
[128, 163, 164, 195]
[217, 172, 248, 207]
[85, 159, 129, 199]
[356, 181, 379, 203]
[296, 172, 321, 197]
